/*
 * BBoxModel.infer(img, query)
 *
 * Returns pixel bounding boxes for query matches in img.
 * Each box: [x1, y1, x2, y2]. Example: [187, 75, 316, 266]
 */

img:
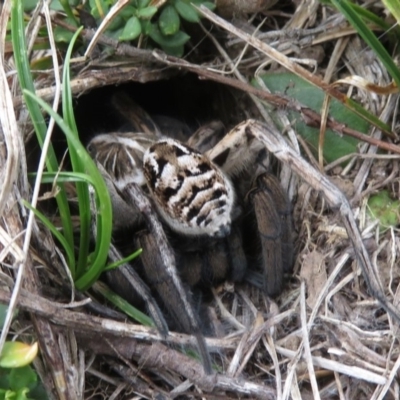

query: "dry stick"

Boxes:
[0, 1, 20, 218]
[300, 281, 321, 400]
[23, 17, 400, 156]
[277, 346, 386, 386]
[0, 288, 276, 399]
[154, 52, 400, 156]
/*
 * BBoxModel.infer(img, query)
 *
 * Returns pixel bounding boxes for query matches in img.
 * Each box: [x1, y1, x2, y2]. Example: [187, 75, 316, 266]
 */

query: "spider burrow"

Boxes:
[87, 93, 294, 375]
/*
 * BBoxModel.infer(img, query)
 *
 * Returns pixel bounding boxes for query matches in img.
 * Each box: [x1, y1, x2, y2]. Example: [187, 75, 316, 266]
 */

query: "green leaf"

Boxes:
[254, 73, 369, 164]
[106, 15, 125, 32]
[9, 366, 37, 392]
[14, 388, 31, 400]
[28, 381, 49, 400]
[49, 0, 80, 12]
[58, 0, 79, 26]
[159, 5, 180, 36]
[0, 369, 10, 390]
[0, 343, 38, 369]
[160, 43, 185, 57]
[368, 191, 400, 228]
[149, 24, 190, 47]
[54, 26, 75, 43]
[119, 16, 142, 41]
[90, 0, 109, 19]
[105, 27, 124, 40]
[136, 6, 157, 19]
[118, 5, 137, 19]
[200, 1, 216, 10]
[62, 26, 92, 280]
[383, 0, 400, 24]
[23, 199, 75, 273]
[23, 0, 39, 12]
[174, 0, 200, 22]
[137, 0, 151, 7]
[30, 56, 53, 71]
[140, 19, 152, 35]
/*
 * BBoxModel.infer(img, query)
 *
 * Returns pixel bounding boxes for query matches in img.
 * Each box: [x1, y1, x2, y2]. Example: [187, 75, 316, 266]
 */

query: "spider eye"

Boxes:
[143, 138, 234, 237]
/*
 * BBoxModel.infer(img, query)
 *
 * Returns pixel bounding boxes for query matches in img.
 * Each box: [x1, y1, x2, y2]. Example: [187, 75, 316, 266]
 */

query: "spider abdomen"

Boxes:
[143, 138, 234, 238]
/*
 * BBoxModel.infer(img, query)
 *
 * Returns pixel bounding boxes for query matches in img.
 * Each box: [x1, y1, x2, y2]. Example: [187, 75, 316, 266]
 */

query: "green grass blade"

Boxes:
[35, 172, 99, 185]
[350, 2, 393, 31]
[11, 0, 74, 253]
[93, 282, 155, 327]
[23, 201, 75, 270]
[58, 0, 79, 26]
[331, 0, 400, 88]
[23, 90, 113, 290]
[382, 0, 400, 27]
[61, 27, 91, 278]
[104, 249, 143, 271]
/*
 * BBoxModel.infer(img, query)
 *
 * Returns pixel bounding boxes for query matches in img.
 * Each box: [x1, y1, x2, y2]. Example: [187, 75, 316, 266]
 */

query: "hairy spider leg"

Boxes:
[88, 133, 214, 374]
[205, 121, 293, 295]
[122, 183, 213, 374]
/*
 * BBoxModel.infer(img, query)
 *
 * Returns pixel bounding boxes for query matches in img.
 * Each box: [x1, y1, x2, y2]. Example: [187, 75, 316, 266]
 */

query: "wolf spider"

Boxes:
[87, 93, 294, 374]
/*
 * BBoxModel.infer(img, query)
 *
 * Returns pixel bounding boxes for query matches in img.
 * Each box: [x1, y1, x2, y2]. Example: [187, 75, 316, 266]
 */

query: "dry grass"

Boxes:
[1, 1, 400, 399]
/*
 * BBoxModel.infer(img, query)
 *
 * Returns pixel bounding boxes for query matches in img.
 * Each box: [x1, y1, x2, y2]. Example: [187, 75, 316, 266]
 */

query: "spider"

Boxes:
[86, 93, 294, 375]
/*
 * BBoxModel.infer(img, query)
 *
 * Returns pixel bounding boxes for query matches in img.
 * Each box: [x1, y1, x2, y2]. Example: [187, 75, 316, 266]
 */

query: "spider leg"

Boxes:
[88, 178, 169, 335]
[248, 176, 284, 296]
[111, 92, 162, 137]
[206, 122, 265, 175]
[106, 244, 169, 335]
[136, 230, 213, 353]
[187, 121, 226, 153]
[256, 173, 294, 273]
[203, 123, 292, 295]
[88, 130, 214, 374]
[121, 182, 213, 375]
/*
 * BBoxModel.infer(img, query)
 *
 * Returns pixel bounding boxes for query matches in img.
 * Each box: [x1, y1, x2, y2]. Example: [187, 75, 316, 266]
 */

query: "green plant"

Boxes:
[0, 305, 46, 400]
[12, 17, 114, 291]
[99, 0, 216, 56]
[12, 0, 151, 325]
[0, 365, 47, 400]
[254, 73, 369, 164]
[368, 191, 400, 230]
[47, 0, 216, 56]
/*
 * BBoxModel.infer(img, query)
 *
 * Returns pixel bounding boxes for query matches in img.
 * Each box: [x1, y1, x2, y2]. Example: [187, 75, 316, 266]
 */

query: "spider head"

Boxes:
[143, 138, 235, 238]
[87, 132, 157, 190]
